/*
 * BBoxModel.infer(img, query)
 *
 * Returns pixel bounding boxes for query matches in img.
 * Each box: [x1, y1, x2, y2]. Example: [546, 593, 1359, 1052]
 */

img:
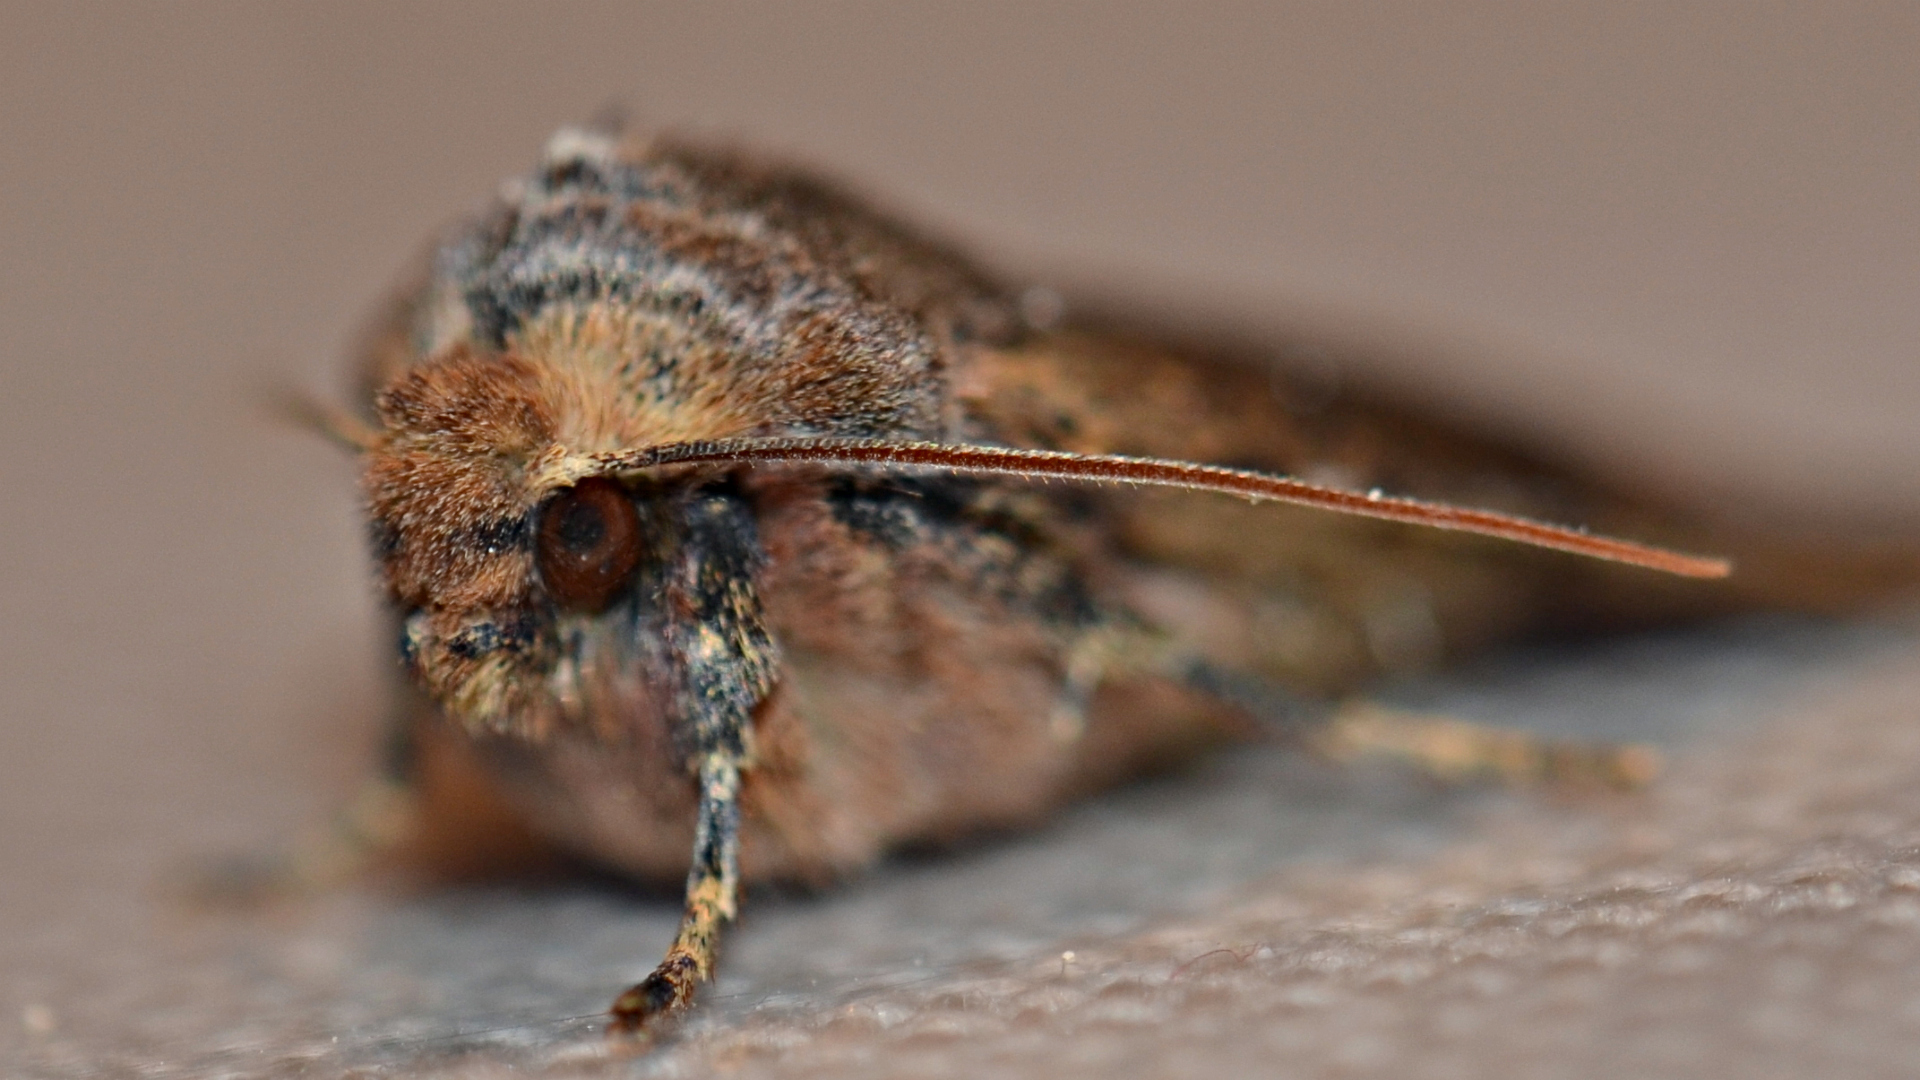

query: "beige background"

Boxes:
[5, 4, 1920, 1078]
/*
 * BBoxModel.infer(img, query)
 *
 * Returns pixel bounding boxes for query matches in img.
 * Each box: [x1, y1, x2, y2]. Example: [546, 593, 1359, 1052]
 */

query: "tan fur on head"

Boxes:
[365, 347, 552, 611]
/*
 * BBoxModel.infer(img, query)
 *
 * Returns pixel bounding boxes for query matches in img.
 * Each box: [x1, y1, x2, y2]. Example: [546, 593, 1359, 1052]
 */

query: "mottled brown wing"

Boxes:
[951, 327, 1920, 694]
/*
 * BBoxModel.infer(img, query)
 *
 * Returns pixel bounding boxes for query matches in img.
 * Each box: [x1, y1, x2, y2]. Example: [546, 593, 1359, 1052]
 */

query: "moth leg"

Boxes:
[609, 488, 776, 1035]
[1180, 660, 1659, 790]
[1312, 701, 1663, 790]
[609, 750, 743, 1033]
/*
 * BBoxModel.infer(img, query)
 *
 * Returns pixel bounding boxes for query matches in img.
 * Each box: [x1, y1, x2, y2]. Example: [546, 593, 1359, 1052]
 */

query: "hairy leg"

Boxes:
[1182, 660, 1660, 790]
[608, 750, 743, 1034]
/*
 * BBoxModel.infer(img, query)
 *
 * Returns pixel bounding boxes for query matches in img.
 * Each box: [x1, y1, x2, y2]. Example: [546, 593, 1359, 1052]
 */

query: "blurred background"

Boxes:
[4, 4, 1919, 1077]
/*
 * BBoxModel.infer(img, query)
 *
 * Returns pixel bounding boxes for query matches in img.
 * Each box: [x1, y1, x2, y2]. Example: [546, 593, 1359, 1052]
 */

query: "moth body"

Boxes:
[344, 127, 1877, 1030]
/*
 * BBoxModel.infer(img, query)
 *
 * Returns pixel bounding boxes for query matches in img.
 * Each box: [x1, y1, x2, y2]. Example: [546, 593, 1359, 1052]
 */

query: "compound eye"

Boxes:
[535, 478, 643, 611]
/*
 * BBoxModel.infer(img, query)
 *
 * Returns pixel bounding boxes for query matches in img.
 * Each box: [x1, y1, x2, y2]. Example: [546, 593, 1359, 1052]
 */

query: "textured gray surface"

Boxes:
[10, 617, 1920, 1078]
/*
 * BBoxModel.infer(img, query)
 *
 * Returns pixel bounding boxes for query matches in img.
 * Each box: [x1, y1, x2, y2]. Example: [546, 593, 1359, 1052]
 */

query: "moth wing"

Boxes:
[947, 325, 1919, 688]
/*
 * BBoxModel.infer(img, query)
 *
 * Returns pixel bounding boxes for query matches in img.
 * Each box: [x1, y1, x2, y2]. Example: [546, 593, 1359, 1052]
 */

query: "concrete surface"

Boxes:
[5, 5, 1920, 1078]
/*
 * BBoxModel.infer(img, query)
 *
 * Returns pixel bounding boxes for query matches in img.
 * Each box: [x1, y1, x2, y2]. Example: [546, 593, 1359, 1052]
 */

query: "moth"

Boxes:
[308, 124, 1878, 1036]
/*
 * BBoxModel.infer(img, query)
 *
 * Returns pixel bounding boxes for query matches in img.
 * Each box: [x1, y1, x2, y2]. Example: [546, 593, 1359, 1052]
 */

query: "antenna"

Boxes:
[597, 438, 1732, 579]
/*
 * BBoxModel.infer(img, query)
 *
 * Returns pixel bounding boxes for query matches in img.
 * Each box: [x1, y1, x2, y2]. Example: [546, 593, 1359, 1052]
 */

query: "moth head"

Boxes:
[357, 346, 656, 735]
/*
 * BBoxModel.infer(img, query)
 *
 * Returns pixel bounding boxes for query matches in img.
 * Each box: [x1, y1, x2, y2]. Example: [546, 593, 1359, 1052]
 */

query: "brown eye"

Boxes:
[535, 478, 643, 611]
